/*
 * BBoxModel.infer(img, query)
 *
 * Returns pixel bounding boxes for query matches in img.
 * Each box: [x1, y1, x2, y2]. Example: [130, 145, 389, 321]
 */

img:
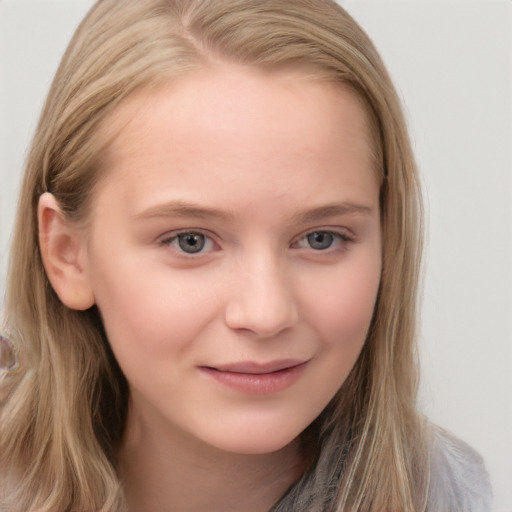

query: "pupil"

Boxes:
[178, 233, 205, 253]
[307, 232, 333, 250]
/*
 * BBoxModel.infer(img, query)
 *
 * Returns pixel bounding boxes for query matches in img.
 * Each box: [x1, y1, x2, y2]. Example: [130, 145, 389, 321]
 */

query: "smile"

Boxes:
[199, 360, 309, 395]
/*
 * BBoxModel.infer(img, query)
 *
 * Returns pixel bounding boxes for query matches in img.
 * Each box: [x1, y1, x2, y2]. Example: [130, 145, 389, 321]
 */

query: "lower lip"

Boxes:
[200, 363, 307, 395]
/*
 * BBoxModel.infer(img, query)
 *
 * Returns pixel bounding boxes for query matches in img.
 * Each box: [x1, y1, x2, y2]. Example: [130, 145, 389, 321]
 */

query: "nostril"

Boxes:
[224, 293, 299, 338]
[223, 259, 299, 337]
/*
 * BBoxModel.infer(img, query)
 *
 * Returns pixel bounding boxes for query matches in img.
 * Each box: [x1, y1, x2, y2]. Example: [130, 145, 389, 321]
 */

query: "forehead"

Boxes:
[99, 63, 378, 172]
[90, 63, 380, 220]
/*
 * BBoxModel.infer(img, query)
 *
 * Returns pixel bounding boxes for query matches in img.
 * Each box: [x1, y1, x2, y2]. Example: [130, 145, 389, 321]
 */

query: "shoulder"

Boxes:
[427, 425, 493, 512]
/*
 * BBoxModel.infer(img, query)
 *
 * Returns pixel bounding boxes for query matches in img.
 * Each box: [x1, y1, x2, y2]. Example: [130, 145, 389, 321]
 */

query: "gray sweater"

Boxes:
[428, 426, 493, 512]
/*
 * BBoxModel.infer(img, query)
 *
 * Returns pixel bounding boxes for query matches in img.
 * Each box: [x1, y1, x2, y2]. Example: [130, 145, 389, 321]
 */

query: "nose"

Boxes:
[224, 254, 299, 338]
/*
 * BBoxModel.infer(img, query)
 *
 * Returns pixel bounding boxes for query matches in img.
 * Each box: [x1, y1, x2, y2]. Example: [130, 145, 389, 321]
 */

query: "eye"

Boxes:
[306, 231, 335, 250]
[160, 231, 216, 255]
[292, 230, 350, 251]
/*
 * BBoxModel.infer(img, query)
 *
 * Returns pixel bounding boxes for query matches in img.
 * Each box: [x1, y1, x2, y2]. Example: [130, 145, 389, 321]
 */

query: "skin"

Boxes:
[39, 63, 382, 511]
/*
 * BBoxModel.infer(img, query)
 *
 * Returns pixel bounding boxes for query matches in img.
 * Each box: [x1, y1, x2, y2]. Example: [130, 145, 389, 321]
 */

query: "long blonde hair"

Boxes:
[0, 1, 427, 510]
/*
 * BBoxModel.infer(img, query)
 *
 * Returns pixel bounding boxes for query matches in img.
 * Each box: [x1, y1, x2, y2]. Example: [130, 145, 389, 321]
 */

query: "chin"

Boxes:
[205, 425, 305, 456]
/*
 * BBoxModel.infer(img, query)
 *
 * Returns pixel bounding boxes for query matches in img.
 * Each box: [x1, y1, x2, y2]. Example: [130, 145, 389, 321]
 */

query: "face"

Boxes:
[82, 64, 382, 455]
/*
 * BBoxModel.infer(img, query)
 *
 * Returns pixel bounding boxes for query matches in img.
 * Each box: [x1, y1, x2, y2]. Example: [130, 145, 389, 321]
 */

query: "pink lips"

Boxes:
[200, 360, 308, 395]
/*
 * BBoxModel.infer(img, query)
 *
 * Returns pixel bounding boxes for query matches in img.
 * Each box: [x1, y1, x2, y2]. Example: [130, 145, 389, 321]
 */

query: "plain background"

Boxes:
[1, 1, 511, 510]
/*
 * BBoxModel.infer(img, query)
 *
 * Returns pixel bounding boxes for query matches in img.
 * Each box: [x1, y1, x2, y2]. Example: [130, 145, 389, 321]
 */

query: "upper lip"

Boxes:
[204, 359, 308, 375]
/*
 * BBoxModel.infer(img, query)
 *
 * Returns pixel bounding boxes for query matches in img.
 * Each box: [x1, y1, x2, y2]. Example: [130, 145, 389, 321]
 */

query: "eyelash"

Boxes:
[159, 228, 353, 256]
[291, 230, 353, 253]
[159, 230, 218, 256]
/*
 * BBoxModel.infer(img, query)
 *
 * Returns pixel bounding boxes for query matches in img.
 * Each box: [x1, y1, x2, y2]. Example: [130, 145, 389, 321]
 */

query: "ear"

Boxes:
[38, 192, 95, 310]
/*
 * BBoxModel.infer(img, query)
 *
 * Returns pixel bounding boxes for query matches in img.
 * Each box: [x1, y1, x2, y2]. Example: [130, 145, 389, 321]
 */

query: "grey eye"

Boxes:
[177, 233, 206, 253]
[307, 231, 334, 250]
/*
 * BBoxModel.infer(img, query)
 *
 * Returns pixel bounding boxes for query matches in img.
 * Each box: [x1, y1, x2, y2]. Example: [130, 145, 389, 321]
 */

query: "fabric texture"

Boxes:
[428, 426, 493, 512]
[271, 423, 493, 511]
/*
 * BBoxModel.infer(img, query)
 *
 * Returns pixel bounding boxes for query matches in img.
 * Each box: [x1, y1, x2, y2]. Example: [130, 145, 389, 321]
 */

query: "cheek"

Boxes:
[304, 257, 381, 348]
[303, 259, 381, 402]
[91, 258, 221, 360]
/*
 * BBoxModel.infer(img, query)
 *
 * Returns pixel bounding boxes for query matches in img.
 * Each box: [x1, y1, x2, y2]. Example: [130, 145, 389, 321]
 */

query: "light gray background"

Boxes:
[1, 1, 511, 510]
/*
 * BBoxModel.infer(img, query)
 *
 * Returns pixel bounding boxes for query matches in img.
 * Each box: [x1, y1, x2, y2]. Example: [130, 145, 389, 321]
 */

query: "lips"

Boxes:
[199, 360, 309, 394]
[209, 360, 307, 375]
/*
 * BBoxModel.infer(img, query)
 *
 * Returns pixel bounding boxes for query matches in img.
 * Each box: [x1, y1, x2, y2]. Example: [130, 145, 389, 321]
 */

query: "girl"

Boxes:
[0, 1, 492, 511]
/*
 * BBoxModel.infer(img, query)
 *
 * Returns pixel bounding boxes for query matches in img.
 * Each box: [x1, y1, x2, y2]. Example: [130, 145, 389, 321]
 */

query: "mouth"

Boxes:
[199, 360, 309, 394]
[208, 359, 307, 374]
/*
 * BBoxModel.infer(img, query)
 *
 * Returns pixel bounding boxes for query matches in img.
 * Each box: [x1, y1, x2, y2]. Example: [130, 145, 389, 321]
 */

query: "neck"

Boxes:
[118, 406, 305, 512]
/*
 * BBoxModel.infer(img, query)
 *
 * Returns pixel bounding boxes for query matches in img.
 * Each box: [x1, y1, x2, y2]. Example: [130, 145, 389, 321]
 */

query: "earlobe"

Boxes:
[38, 192, 95, 310]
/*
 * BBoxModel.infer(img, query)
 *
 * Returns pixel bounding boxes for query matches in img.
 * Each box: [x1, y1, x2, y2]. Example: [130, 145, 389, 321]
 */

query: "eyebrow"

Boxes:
[132, 200, 373, 223]
[292, 203, 373, 224]
[132, 200, 237, 222]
